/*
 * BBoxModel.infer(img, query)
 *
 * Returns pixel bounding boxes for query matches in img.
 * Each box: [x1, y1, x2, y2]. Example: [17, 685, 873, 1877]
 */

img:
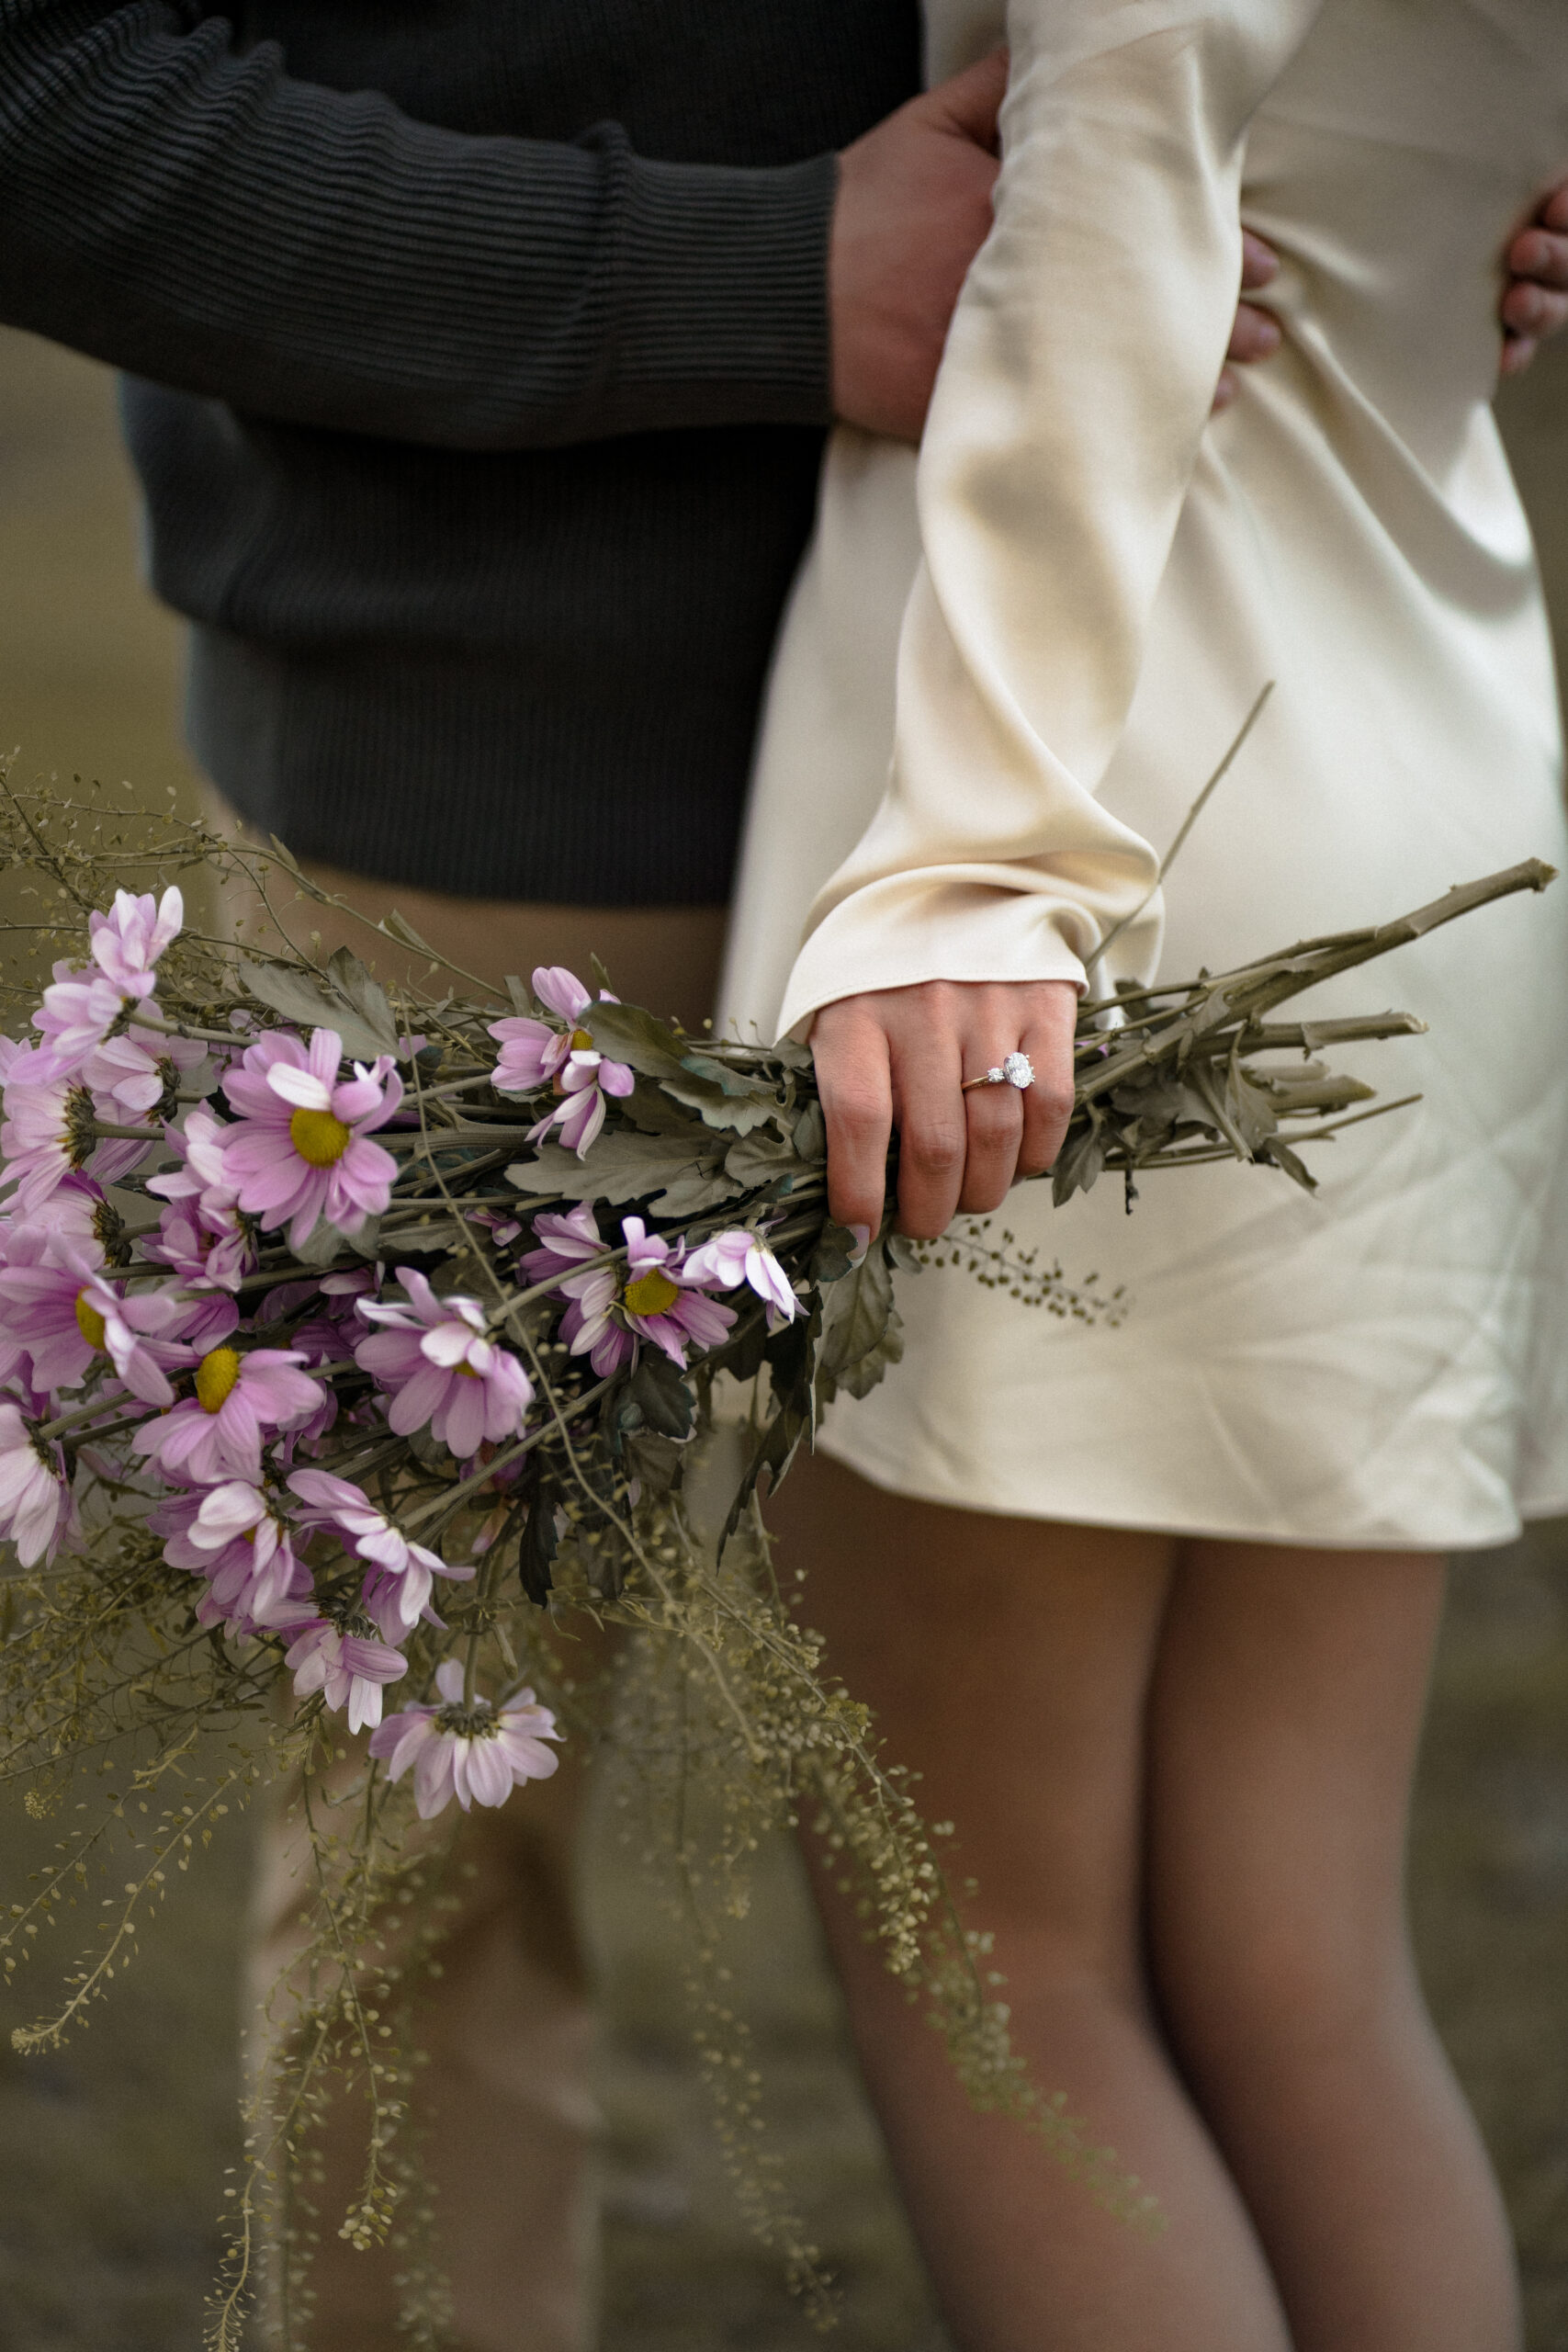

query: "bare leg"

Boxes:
[206, 790, 726, 2347]
[767, 1454, 1294, 2352]
[204, 786, 727, 1029]
[1147, 1542, 1521, 2352]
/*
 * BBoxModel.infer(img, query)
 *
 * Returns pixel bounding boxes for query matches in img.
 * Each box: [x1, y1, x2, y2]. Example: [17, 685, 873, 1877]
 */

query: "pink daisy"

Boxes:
[272, 1606, 409, 1734]
[0, 1399, 72, 1567]
[160, 1480, 311, 1634]
[682, 1227, 800, 1330]
[520, 1202, 628, 1375]
[552, 1216, 736, 1374]
[288, 1466, 474, 1638]
[355, 1270, 533, 1459]
[81, 1027, 206, 1128]
[30, 887, 183, 1074]
[368, 1658, 560, 1819]
[0, 1238, 203, 1407]
[488, 966, 633, 1159]
[220, 1029, 401, 1250]
[130, 1346, 321, 1487]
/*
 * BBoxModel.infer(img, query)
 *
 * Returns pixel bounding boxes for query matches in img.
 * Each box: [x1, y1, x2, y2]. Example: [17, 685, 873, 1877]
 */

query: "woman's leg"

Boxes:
[1147, 1540, 1521, 2352]
[767, 1453, 1294, 2352]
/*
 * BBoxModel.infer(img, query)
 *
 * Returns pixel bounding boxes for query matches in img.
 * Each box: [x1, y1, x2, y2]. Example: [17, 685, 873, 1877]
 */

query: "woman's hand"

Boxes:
[812, 979, 1080, 1241]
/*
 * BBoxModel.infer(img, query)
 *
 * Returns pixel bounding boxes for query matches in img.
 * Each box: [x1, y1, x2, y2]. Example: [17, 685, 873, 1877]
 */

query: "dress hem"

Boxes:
[813, 1431, 1568, 1555]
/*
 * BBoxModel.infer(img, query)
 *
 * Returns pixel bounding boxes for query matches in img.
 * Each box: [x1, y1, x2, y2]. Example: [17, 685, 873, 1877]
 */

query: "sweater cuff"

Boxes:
[615, 148, 838, 427]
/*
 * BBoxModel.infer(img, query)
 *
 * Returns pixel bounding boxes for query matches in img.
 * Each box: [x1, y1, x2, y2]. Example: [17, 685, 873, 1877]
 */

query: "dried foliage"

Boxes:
[0, 762, 1550, 2342]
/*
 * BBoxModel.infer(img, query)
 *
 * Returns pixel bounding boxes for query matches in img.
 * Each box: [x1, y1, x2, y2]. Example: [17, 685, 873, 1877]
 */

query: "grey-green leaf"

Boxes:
[237, 959, 392, 1065]
[325, 946, 400, 1055]
[508, 1128, 739, 1214]
[584, 1001, 690, 1081]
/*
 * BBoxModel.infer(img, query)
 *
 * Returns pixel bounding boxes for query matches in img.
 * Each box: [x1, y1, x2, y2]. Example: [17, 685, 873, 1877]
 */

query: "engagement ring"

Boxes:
[962, 1052, 1035, 1093]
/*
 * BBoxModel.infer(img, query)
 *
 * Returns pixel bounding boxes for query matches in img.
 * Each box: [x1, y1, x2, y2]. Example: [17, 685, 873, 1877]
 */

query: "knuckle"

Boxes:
[827, 1085, 888, 1142]
[903, 1123, 965, 1179]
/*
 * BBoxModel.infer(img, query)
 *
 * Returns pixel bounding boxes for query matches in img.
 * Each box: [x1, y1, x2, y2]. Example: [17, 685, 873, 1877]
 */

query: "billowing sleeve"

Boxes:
[775, 0, 1323, 1040]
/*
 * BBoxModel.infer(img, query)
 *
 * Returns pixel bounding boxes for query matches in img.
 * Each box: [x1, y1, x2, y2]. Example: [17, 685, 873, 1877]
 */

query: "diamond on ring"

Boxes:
[963, 1052, 1036, 1094]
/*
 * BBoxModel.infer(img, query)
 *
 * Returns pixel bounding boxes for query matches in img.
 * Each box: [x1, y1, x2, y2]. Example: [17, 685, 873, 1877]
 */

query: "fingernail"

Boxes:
[847, 1223, 872, 1262]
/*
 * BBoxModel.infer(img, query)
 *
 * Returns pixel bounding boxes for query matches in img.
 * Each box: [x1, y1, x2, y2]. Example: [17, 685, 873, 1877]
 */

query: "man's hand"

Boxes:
[829, 50, 1008, 444]
[1501, 183, 1568, 376]
[833, 62, 1568, 443]
[829, 60, 1318, 439]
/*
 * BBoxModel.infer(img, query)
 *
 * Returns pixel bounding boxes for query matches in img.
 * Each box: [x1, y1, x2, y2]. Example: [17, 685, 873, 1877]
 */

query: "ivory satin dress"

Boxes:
[719, 0, 1568, 1549]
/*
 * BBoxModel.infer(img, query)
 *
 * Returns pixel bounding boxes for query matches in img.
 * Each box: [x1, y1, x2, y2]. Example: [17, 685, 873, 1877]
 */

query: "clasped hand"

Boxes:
[814, 978, 1080, 1240]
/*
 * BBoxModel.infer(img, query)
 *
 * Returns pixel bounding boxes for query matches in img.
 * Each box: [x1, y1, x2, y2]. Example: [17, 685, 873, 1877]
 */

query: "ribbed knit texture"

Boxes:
[0, 0, 921, 902]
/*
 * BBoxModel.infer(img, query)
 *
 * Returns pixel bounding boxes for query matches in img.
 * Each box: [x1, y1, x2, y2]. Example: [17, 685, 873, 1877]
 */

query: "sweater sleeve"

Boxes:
[0, 0, 837, 450]
[775, 0, 1322, 1041]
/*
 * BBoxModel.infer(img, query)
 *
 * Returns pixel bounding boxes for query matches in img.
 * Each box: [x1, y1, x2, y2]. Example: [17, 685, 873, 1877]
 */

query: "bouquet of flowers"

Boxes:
[0, 772, 1549, 2343]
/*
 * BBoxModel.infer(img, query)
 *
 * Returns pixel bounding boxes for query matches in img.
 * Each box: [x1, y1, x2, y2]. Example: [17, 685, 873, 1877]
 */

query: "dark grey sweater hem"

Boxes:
[189, 626, 761, 908]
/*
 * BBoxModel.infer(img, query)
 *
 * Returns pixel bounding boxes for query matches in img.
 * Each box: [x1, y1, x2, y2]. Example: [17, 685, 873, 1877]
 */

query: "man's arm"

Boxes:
[0, 0, 842, 448]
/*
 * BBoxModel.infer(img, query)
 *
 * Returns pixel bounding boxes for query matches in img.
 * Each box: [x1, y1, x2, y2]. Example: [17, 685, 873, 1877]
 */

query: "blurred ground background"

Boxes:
[0, 320, 1567, 2350]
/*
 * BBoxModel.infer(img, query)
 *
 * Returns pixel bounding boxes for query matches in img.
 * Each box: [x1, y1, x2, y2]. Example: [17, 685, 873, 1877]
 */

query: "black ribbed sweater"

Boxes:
[0, 1, 921, 902]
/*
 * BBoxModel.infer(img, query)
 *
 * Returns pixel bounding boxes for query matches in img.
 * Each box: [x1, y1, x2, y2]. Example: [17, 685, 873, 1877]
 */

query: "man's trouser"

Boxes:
[248, 1745, 599, 2352]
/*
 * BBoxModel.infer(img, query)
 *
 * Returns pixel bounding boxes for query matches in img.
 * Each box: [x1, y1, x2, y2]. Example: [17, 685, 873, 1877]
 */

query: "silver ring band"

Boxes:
[961, 1052, 1035, 1094]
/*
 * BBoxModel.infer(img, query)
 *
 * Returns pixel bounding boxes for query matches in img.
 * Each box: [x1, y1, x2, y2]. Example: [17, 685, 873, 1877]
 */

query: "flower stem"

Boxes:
[37, 1393, 152, 1442]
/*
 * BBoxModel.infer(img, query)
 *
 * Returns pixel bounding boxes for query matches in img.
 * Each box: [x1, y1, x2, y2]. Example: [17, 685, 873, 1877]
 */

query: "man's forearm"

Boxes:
[0, 0, 837, 448]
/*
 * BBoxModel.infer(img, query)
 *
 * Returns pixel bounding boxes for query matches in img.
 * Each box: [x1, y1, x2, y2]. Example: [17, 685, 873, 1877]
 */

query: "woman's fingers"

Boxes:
[1016, 994, 1081, 1178]
[814, 979, 1081, 1243]
[814, 998, 897, 1238]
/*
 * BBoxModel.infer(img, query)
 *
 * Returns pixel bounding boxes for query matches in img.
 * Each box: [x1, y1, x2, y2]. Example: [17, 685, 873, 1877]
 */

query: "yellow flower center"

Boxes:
[288, 1105, 353, 1167]
[195, 1346, 242, 1414]
[548, 1033, 597, 1100]
[74, 1293, 107, 1351]
[623, 1267, 680, 1319]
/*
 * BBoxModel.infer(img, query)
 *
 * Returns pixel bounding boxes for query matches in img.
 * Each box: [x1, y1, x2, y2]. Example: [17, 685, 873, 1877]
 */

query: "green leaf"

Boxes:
[792, 1101, 827, 1162]
[583, 1001, 689, 1081]
[628, 1351, 695, 1440]
[816, 1241, 904, 1405]
[618, 1082, 704, 1137]
[514, 1467, 559, 1607]
[679, 1049, 773, 1099]
[507, 1129, 739, 1215]
[236, 958, 392, 1065]
[719, 1399, 810, 1552]
[724, 1128, 812, 1189]
[1052, 1118, 1108, 1207]
[703, 1304, 770, 1385]
[625, 1427, 685, 1497]
[378, 907, 440, 960]
[324, 946, 400, 1055]
[660, 1073, 784, 1136]
[809, 1223, 860, 1285]
[1259, 1136, 1319, 1192]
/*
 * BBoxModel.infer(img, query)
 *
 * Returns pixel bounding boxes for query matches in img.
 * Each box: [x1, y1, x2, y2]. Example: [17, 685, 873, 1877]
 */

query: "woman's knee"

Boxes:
[1153, 1890, 1417, 2094]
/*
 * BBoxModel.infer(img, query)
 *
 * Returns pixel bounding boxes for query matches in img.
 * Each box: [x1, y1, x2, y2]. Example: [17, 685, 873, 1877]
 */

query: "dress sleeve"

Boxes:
[0, 1, 835, 450]
[775, 0, 1323, 1040]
